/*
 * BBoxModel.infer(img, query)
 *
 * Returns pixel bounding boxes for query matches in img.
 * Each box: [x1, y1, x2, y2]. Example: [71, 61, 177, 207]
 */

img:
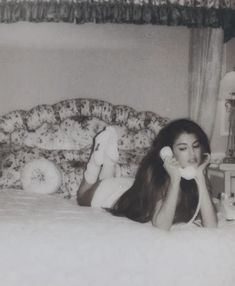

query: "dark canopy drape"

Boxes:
[0, 0, 234, 41]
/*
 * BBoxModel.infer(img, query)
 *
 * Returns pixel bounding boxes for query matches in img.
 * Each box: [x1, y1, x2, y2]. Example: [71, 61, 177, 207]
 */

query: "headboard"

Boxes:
[0, 98, 168, 198]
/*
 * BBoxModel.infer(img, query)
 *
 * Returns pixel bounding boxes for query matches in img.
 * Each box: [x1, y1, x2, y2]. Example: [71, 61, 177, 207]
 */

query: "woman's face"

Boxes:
[172, 132, 202, 168]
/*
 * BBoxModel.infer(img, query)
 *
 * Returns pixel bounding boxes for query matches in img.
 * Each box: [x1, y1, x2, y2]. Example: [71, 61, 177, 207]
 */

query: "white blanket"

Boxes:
[0, 189, 235, 286]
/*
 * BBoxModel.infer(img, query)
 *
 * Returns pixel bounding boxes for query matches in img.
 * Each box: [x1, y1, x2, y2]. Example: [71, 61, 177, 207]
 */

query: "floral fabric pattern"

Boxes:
[0, 98, 168, 198]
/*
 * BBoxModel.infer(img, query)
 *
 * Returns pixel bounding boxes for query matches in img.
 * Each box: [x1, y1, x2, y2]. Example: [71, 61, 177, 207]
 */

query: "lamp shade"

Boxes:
[220, 69, 235, 98]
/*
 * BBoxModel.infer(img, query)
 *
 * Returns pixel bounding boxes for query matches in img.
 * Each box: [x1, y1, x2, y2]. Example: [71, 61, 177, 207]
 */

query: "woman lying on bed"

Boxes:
[77, 119, 218, 230]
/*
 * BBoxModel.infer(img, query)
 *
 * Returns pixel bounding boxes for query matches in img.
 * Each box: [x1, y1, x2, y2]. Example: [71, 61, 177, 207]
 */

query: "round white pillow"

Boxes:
[21, 158, 62, 194]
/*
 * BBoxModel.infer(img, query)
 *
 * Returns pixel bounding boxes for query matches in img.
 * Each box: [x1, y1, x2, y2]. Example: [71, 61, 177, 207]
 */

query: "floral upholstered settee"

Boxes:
[0, 98, 168, 198]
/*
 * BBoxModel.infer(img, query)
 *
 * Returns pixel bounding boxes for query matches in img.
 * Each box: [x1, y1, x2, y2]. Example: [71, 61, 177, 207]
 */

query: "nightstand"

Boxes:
[208, 165, 235, 198]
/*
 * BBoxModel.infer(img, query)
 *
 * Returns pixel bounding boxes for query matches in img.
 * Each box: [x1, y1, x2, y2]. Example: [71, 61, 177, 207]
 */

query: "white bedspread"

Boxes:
[0, 189, 235, 286]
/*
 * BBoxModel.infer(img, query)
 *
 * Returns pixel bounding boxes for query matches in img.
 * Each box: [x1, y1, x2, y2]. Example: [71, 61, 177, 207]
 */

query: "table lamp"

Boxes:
[220, 67, 235, 164]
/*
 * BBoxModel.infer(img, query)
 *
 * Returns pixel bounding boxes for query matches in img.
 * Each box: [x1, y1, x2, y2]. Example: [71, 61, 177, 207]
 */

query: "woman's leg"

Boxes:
[77, 126, 119, 206]
[99, 126, 119, 180]
[76, 178, 101, 206]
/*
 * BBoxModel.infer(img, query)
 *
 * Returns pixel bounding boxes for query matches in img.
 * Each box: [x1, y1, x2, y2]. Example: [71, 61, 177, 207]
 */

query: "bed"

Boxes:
[1, 188, 235, 286]
[0, 98, 235, 286]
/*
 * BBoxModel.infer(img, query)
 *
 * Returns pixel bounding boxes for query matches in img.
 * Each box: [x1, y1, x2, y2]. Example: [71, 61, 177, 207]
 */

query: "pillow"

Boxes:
[21, 159, 62, 194]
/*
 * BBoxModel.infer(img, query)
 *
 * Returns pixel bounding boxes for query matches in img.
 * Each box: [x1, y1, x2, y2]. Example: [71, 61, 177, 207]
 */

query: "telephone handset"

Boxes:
[160, 146, 197, 180]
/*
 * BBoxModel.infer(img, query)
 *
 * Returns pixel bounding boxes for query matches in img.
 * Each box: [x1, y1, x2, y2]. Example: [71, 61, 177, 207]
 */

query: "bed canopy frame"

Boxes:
[0, 0, 234, 42]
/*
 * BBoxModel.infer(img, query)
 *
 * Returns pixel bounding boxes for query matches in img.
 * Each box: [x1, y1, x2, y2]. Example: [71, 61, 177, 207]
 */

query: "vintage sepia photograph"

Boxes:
[0, 0, 234, 285]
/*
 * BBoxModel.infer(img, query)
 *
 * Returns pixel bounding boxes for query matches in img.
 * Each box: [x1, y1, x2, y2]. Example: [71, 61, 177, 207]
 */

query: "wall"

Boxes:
[0, 22, 233, 154]
[0, 23, 189, 120]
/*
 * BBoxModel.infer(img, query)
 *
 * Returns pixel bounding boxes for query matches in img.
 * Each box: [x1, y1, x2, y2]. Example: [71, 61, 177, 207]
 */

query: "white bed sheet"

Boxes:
[0, 189, 235, 286]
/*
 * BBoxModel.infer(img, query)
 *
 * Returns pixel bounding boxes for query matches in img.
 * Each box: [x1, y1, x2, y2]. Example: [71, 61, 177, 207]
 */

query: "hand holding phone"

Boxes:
[160, 146, 197, 180]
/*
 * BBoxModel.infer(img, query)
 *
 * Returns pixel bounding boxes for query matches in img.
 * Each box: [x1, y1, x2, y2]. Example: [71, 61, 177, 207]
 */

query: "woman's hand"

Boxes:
[195, 153, 211, 183]
[163, 157, 181, 183]
[193, 153, 218, 228]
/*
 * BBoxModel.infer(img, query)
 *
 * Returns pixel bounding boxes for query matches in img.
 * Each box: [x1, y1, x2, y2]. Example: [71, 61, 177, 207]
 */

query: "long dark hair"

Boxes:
[108, 118, 211, 223]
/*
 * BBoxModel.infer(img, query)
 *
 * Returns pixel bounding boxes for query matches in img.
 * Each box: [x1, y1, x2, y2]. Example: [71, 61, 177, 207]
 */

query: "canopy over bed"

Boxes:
[0, 0, 234, 42]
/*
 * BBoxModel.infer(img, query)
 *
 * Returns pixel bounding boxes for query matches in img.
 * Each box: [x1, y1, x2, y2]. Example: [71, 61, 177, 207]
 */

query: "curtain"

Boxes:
[0, 0, 234, 41]
[188, 27, 224, 140]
